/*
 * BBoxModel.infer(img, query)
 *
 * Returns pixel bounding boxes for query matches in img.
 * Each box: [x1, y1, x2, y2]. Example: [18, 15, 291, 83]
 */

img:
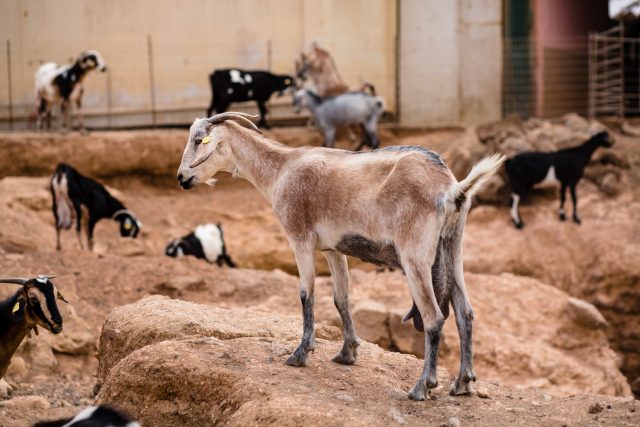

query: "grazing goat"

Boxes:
[0, 275, 67, 380]
[293, 89, 384, 150]
[177, 112, 505, 401]
[206, 69, 295, 128]
[506, 131, 613, 228]
[166, 223, 236, 267]
[33, 405, 140, 427]
[35, 50, 107, 131]
[295, 42, 375, 96]
[51, 163, 141, 251]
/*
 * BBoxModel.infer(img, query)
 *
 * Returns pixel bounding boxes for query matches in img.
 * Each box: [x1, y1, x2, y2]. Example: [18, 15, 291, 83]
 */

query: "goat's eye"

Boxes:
[30, 298, 39, 305]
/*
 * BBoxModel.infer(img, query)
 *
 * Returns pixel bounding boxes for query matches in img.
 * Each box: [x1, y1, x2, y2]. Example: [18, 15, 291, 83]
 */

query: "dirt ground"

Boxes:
[0, 123, 638, 426]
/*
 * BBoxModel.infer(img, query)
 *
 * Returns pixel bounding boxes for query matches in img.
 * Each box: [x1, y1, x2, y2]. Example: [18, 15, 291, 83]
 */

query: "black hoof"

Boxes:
[559, 212, 566, 221]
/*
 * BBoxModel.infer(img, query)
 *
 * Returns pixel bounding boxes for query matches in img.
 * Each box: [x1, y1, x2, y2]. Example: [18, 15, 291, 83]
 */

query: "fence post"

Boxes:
[106, 68, 112, 128]
[147, 34, 157, 127]
[6, 39, 13, 131]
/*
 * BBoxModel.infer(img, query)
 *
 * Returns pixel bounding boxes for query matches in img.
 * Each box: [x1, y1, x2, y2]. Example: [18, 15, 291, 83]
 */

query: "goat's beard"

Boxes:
[205, 178, 218, 187]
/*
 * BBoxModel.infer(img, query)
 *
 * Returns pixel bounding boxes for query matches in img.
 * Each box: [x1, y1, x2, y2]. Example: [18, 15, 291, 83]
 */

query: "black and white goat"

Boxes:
[34, 405, 140, 427]
[165, 223, 236, 267]
[50, 163, 141, 251]
[505, 131, 613, 228]
[35, 50, 107, 131]
[0, 275, 67, 380]
[206, 69, 295, 128]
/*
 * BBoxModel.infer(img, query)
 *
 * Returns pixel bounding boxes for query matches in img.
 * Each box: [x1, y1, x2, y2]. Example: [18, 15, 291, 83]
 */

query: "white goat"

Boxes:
[177, 112, 505, 401]
[35, 50, 107, 131]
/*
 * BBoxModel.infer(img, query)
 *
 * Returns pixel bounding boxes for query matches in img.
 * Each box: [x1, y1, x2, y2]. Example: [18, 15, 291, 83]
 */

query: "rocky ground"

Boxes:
[0, 118, 638, 425]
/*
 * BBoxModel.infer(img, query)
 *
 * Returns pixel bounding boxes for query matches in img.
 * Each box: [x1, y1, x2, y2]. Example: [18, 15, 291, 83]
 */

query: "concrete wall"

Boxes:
[0, 0, 396, 128]
[399, 0, 502, 126]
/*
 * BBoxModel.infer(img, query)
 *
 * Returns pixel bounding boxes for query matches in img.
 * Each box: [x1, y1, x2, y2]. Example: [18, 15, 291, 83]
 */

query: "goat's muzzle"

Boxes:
[50, 323, 63, 334]
[178, 174, 195, 190]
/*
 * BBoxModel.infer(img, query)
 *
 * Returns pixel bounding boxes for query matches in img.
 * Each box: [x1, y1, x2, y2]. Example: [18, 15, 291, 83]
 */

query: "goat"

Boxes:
[293, 89, 384, 150]
[50, 163, 141, 251]
[0, 275, 67, 380]
[35, 50, 107, 131]
[206, 69, 295, 129]
[177, 112, 505, 401]
[295, 42, 376, 96]
[33, 405, 140, 427]
[165, 223, 236, 267]
[506, 131, 613, 228]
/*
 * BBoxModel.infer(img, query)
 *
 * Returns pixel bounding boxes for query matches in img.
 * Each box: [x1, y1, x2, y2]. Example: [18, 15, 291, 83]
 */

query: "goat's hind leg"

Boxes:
[401, 234, 443, 401]
[324, 250, 360, 364]
[446, 233, 476, 395]
[285, 240, 317, 367]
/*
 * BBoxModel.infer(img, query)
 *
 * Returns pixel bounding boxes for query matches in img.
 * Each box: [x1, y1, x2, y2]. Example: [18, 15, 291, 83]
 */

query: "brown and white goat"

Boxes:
[295, 42, 375, 96]
[0, 275, 67, 380]
[177, 112, 505, 401]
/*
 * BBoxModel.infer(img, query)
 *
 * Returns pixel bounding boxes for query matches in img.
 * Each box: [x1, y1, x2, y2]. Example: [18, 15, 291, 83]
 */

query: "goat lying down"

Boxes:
[34, 405, 140, 427]
[165, 223, 236, 267]
[177, 113, 504, 401]
[0, 275, 67, 381]
[51, 163, 142, 251]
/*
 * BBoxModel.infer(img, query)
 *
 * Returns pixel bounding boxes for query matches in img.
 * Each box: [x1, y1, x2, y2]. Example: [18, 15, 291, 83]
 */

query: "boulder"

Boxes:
[95, 297, 640, 427]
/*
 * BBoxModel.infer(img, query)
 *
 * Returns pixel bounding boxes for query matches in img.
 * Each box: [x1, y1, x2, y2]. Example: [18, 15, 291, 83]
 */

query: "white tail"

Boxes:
[447, 154, 506, 210]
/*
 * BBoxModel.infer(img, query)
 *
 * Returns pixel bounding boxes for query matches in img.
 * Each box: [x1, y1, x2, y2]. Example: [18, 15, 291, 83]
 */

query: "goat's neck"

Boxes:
[227, 133, 289, 202]
[578, 139, 602, 165]
[0, 295, 29, 378]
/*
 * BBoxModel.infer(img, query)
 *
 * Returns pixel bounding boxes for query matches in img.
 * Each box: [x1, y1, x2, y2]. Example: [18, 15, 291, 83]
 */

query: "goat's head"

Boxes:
[177, 113, 261, 190]
[0, 275, 67, 334]
[79, 50, 107, 72]
[113, 210, 142, 238]
[593, 130, 614, 148]
[165, 239, 186, 257]
[276, 75, 296, 97]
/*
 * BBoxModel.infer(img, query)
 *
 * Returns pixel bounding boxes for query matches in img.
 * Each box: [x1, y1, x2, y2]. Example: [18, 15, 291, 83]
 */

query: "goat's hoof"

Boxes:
[408, 382, 428, 401]
[332, 351, 356, 365]
[449, 377, 475, 396]
[285, 349, 309, 367]
[573, 216, 581, 225]
[514, 221, 524, 229]
[559, 212, 567, 221]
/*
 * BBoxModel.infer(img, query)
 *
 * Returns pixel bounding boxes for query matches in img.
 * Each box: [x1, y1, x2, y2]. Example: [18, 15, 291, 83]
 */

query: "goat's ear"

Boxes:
[12, 295, 26, 322]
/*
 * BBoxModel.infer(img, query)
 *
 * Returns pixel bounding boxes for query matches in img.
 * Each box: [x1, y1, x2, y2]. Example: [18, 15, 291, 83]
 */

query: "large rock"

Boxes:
[95, 297, 640, 427]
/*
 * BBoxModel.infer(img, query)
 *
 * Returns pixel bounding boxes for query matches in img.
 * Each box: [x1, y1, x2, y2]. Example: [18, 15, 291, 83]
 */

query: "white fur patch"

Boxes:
[194, 224, 224, 262]
[248, 89, 253, 97]
[244, 74, 253, 83]
[229, 69, 245, 84]
[52, 173, 74, 229]
[537, 166, 559, 187]
[227, 88, 234, 94]
[61, 406, 98, 427]
[510, 193, 521, 224]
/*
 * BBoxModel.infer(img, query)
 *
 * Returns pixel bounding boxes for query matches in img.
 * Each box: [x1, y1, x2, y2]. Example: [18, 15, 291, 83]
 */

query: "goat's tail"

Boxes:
[447, 153, 506, 210]
[360, 81, 376, 96]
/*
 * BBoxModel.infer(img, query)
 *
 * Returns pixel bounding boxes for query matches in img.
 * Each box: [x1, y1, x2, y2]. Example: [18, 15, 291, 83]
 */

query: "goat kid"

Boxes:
[0, 275, 67, 380]
[35, 50, 107, 131]
[51, 163, 141, 251]
[506, 131, 613, 228]
[177, 112, 505, 401]
[293, 89, 384, 150]
[206, 69, 295, 128]
[165, 223, 236, 267]
[34, 405, 140, 427]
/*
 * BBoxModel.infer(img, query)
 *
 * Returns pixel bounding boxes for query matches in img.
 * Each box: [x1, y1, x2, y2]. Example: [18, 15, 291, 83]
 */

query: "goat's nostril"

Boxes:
[177, 173, 183, 182]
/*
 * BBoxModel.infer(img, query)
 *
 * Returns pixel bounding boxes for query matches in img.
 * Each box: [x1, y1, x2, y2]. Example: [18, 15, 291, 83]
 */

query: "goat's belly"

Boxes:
[333, 234, 401, 268]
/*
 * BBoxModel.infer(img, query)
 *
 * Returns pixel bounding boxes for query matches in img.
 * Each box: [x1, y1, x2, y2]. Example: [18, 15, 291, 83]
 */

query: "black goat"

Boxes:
[165, 223, 236, 267]
[206, 69, 295, 128]
[50, 163, 142, 250]
[505, 131, 613, 228]
[33, 405, 140, 427]
[1, 275, 67, 380]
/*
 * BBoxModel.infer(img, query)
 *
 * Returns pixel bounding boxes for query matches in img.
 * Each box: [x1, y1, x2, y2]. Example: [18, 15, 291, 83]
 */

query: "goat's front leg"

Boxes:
[402, 241, 442, 401]
[285, 241, 317, 367]
[323, 250, 360, 364]
[570, 184, 581, 224]
[61, 100, 70, 133]
[559, 183, 567, 221]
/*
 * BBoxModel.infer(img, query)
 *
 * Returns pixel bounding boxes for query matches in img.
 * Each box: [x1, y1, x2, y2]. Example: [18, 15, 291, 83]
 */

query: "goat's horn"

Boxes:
[207, 112, 262, 134]
[0, 277, 29, 285]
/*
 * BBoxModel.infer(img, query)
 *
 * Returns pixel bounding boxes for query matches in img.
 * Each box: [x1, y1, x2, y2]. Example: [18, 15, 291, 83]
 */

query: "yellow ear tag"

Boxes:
[202, 136, 211, 144]
[12, 301, 20, 313]
[124, 222, 132, 231]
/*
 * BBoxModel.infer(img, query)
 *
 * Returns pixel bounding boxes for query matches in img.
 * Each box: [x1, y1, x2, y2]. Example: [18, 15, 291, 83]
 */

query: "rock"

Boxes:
[5, 356, 26, 378]
[0, 395, 50, 410]
[476, 387, 490, 399]
[95, 297, 640, 427]
[566, 297, 609, 330]
[446, 417, 461, 427]
[45, 304, 94, 355]
[352, 299, 390, 347]
[0, 379, 12, 399]
[155, 274, 206, 296]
